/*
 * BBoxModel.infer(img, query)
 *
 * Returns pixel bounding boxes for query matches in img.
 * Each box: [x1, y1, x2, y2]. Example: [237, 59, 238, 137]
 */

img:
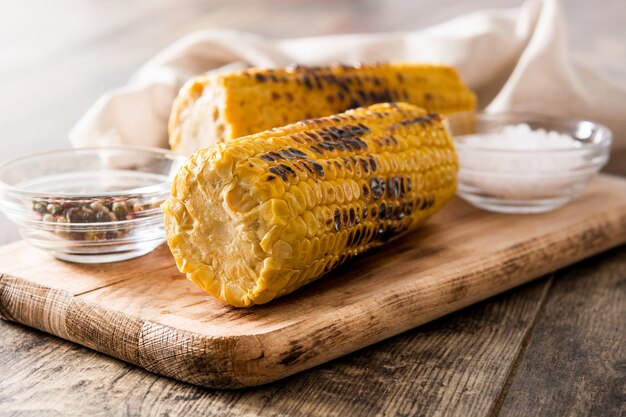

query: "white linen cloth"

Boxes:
[69, 0, 626, 151]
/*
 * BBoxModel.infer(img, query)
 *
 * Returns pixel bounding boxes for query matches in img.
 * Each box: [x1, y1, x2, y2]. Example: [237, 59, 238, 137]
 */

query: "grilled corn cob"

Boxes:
[163, 103, 458, 307]
[169, 62, 476, 154]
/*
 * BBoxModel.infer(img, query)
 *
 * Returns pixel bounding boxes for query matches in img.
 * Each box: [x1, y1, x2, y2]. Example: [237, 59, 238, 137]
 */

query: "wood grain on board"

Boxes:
[1, 174, 625, 389]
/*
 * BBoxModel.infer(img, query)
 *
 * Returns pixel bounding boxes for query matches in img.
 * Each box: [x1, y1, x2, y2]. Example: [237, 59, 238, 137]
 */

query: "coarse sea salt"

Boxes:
[456, 124, 587, 199]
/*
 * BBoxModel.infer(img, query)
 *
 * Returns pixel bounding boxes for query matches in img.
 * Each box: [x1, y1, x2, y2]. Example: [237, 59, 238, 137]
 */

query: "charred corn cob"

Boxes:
[163, 103, 458, 307]
[169, 62, 476, 154]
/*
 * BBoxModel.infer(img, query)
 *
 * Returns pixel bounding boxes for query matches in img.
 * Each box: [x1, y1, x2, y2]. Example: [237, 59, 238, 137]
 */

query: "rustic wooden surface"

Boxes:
[1, 0, 625, 415]
[1, 175, 625, 390]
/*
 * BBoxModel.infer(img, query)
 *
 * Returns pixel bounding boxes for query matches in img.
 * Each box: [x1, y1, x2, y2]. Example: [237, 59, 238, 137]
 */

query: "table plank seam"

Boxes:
[488, 275, 554, 417]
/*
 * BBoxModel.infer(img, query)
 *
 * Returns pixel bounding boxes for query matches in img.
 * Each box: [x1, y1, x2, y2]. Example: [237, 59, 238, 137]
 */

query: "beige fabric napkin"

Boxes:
[69, 0, 626, 151]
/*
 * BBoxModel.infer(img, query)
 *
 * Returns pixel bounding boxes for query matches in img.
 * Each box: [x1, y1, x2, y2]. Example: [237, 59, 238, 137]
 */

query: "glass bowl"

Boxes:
[0, 146, 187, 263]
[446, 112, 612, 214]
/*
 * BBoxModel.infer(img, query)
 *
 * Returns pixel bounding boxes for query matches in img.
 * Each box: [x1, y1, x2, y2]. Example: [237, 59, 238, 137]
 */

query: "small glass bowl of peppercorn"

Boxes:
[0, 146, 187, 263]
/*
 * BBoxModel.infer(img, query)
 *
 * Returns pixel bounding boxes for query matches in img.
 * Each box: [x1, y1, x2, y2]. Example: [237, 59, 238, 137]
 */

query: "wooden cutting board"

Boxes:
[1, 174, 625, 389]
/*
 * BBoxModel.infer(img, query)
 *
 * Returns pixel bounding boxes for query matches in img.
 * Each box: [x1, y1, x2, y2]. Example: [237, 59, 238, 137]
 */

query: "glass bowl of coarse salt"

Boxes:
[445, 112, 612, 214]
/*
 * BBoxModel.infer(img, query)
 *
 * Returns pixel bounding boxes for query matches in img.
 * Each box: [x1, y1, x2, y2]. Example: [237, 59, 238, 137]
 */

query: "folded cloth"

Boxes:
[69, 0, 626, 151]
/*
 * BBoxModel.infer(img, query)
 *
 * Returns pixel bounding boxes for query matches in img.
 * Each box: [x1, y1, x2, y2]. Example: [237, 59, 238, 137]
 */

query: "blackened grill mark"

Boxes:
[310, 160, 325, 177]
[297, 161, 315, 176]
[268, 151, 284, 160]
[269, 167, 287, 181]
[371, 177, 382, 200]
[333, 209, 342, 232]
[368, 155, 377, 172]
[379, 177, 387, 196]
[288, 148, 308, 158]
[399, 113, 441, 126]
[362, 184, 370, 199]
[359, 158, 369, 173]
[279, 149, 295, 159]
[305, 132, 319, 141]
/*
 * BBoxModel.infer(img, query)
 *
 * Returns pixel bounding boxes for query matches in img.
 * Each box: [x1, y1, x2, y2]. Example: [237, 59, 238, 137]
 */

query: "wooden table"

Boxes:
[0, 1, 624, 415]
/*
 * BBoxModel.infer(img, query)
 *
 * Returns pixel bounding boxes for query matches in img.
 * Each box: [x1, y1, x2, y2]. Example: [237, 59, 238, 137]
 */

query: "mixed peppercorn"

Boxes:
[32, 198, 160, 240]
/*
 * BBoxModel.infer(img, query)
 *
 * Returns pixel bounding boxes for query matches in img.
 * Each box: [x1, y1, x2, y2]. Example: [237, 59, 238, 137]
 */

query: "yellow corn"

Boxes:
[169, 62, 476, 154]
[163, 103, 458, 307]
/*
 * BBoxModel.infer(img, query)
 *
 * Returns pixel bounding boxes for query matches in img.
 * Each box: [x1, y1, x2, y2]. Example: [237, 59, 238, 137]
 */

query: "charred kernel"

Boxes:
[303, 76, 313, 89]
[297, 161, 315, 176]
[279, 149, 295, 159]
[309, 160, 325, 177]
[397, 205, 405, 219]
[288, 148, 308, 158]
[357, 90, 367, 101]
[333, 209, 342, 232]
[334, 161, 342, 170]
[371, 206, 378, 217]
[379, 177, 387, 196]
[266, 174, 277, 181]
[370, 177, 382, 200]
[268, 151, 284, 160]
[319, 132, 332, 141]
[342, 209, 349, 226]
[277, 163, 295, 177]
[406, 177, 413, 192]
[337, 91, 345, 101]
[362, 206, 368, 218]
[271, 92, 280, 101]
[400, 178, 406, 197]
[368, 155, 377, 172]
[254, 73, 267, 82]
[269, 73, 278, 82]
[349, 207, 356, 224]
[362, 184, 370, 199]
[269, 167, 288, 181]
[386, 204, 393, 219]
[428, 196, 436, 208]
[326, 95, 335, 104]
[285, 92, 294, 102]
[309, 145, 324, 155]
[406, 201, 414, 215]
[359, 158, 369, 173]
[379, 203, 386, 220]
